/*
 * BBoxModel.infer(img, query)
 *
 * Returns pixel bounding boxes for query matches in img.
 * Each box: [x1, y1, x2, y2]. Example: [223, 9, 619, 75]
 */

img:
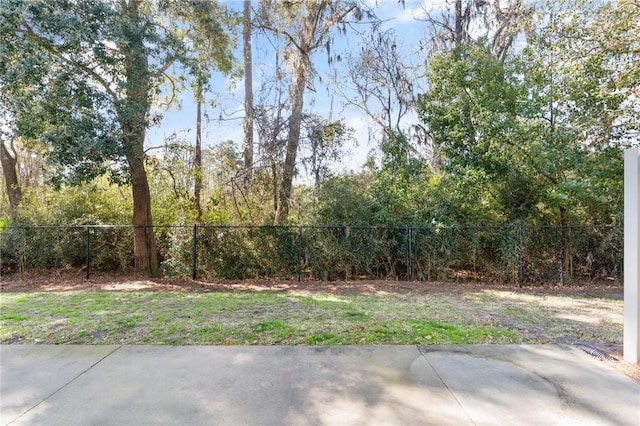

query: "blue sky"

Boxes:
[147, 0, 438, 176]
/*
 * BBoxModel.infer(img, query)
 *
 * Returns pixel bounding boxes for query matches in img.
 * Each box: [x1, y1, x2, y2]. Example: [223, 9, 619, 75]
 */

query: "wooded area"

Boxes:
[1, 0, 638, 277]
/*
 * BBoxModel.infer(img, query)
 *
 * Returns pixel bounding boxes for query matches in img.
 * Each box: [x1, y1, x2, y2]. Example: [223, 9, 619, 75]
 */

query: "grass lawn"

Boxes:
[0, 288, 623, 346]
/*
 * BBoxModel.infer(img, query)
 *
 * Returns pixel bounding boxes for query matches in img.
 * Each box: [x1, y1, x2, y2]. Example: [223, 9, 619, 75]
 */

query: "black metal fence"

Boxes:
[0, 224, 623, 286]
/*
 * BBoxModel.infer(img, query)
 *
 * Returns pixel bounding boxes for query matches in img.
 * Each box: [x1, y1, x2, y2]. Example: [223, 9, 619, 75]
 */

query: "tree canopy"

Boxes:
[0, 0, 237, 274]
[1, 0, 637, 277]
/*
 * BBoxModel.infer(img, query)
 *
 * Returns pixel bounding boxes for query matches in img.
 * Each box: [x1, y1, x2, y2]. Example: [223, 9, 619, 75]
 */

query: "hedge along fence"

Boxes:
[0, 224, 623, 286]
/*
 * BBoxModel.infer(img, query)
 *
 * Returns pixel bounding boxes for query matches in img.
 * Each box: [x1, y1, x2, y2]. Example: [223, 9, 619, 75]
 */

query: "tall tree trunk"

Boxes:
[194, 83, 203, 224]
[0, 140, 22, 213]
[275, 66, 306, 223]
[129, 153, 159, 275]
[455, 0, 463, 47]
[242, 0, 254, 191]
[262, 0, 348, 223]
[121, 0, 158, 276]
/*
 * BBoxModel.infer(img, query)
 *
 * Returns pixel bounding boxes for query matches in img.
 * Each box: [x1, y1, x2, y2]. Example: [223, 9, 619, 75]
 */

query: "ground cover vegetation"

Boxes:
[2, 275, 634, 379]
[0, 0, 638, 280]
[0, 282, 623, 347]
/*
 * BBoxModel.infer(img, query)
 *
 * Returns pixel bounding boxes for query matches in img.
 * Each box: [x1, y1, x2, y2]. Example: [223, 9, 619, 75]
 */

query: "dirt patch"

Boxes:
[1, 270, 637, 382]
[0, 270, 624, 296]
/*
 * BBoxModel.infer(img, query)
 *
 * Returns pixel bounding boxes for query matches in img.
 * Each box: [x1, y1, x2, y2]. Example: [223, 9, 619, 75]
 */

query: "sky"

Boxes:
[146, 0, 437, 178]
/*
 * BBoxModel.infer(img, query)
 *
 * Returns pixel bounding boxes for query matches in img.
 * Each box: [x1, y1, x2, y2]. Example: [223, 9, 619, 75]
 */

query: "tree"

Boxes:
[201, 140, 246, 223]
[515, 0, 638, 276]
[347, 29, 415, 141]
[194, 76, 205, 224]
[242, 0, 255, 191]
[149, 136, 195, 203]
[415, 0, 536, 173]
[0, 0, 236, 274]
[0, 140, 22, 213]
[420, 43, 519, 172]
[552, 0, 639, 148]
[342, 27, 434, 172]
[256, 0, 361, 223]
[419, 0, 535, 61]
[253, 42, 290, 218]
[419, 0, 637, 279]
[0, 24, 55, 214]
[169, 1, 238, 224]
[301, 115, 354, 187]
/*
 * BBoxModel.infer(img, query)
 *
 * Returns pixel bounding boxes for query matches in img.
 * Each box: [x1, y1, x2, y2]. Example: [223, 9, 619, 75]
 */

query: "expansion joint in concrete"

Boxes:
[415, 345, 477, 426]
[7, 346, 122, 425]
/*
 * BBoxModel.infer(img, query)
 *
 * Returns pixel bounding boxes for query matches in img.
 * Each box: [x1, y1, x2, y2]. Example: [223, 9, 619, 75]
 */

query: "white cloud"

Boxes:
[394, 5, 428, 23]
[379, 0, 450, 27]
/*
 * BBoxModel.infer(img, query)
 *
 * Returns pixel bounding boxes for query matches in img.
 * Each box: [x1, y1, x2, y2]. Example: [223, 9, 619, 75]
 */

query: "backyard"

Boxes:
[0, 274, 624, 347]
[1, 272, 636, 381]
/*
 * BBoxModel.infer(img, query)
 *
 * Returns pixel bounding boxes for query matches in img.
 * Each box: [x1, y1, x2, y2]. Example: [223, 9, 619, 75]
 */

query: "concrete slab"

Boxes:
[421, 345, 640, 425]
[2, 346, 471, 425]
[1, 345, 638, 426]
[0, 345, 119, 425]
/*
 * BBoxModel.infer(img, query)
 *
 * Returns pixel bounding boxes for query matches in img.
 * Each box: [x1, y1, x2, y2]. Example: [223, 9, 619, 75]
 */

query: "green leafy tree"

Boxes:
[419, 0, 637, 278]
[420, 43, 519, 173]
[0, 0, 236, 275]
[302, 115, 354, 187]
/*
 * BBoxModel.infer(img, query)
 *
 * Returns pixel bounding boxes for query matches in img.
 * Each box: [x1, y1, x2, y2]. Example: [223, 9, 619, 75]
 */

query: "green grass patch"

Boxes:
[0, 289, 620, 346]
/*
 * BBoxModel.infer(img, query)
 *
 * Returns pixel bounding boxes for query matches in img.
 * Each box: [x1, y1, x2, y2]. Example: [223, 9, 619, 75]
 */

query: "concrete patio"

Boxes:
[1, 344, 638, 425]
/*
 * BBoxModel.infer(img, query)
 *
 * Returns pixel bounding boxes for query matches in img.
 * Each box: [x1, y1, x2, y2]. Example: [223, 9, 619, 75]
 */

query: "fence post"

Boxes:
[192, 224, 198, 280]
[86, 226, 91, 280]
[407, 227, 413, 282]
[297, 226, 303, 283]
[517, 225, 523, 288]
[624, 146, 640, 363]
[20, 227, 26, 275]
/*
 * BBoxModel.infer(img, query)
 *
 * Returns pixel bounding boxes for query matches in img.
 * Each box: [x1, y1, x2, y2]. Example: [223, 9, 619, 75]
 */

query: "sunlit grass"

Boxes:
[0, 289, 622, 346]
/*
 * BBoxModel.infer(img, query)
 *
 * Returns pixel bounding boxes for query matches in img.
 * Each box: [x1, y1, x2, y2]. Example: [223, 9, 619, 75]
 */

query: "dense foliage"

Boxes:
[1, 0, 636, 281]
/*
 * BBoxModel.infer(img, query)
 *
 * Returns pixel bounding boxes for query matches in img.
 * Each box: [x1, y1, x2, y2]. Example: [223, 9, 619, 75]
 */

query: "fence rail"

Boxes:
[0, 224, 623, 286]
